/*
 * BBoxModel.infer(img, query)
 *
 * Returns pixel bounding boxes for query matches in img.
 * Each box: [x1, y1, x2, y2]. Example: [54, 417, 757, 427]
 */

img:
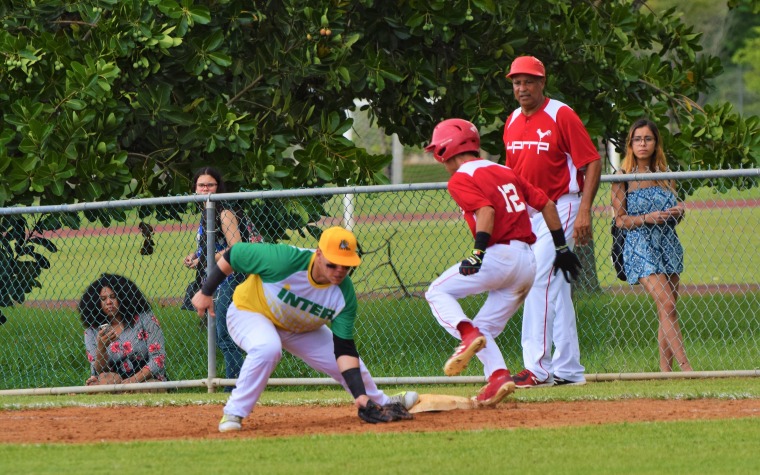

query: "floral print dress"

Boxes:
[84, 311, 168, 380]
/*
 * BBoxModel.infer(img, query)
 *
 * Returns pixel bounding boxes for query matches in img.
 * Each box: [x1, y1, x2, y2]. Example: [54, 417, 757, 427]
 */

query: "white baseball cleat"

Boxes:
[387, 391, 419, 410]
[218, 414, 243, 432]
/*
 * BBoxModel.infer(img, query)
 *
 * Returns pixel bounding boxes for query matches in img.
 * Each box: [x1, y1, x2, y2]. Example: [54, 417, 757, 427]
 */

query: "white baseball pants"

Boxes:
[222, 303, 392, 419]
[426, 242, 536, 378]
[522, 193, 585, 382]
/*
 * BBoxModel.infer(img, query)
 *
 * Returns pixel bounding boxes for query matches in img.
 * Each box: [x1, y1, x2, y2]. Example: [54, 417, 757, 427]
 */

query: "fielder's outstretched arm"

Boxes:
[334, 335, 370, 408]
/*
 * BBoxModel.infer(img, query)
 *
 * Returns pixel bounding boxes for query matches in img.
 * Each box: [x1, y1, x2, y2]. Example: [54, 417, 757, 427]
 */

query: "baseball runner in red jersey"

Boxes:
[424, 119, 581, 405]
[191, 226, 418, 431]
[502, 56, 601, 387]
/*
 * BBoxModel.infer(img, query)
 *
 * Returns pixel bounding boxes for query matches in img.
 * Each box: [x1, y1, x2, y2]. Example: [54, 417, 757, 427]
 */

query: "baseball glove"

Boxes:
[383, 402, 414, 421]
[358, 401, 415, 423]
[358, 400, 394, 424]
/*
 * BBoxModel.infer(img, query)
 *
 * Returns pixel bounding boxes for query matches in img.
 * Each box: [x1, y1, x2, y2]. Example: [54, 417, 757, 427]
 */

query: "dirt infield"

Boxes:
[2, 398, 759, 444]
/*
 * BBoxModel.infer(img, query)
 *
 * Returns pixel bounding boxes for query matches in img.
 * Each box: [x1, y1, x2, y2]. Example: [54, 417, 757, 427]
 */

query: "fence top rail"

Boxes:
[602, 168, 759, 183]
[1, 168, 757, 216]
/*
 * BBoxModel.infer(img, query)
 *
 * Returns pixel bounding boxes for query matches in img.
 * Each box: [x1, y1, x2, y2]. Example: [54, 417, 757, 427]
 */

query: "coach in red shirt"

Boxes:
[503, 56, 601, 388]
[424, 118, 581, 406]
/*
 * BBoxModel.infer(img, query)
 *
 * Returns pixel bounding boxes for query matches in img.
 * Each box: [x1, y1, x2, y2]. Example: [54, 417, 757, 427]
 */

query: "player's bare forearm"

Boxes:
[541, 200, 563, 233]
[473, 206, 495, 234]
[580, 159, 602, 206]
[336, 354, 360, 372]
[574, 159, 601, 245]
[215, 256, 234, 275]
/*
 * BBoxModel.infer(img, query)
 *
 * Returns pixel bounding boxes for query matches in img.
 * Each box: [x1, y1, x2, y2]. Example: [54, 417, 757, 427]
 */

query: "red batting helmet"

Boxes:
[424, 119, 480, 163]
[506, 56, 545, 78]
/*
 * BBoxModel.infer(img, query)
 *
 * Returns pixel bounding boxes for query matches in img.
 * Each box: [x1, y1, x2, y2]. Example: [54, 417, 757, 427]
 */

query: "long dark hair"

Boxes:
[78, 274, 151, 328]
[190, 166, 233, 220]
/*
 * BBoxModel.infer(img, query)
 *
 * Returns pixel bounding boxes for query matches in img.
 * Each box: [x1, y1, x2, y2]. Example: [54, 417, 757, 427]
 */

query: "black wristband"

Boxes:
[550, 229, 567, 249]
[474, 231, 491, 253]
[341, 367, 366, 399]
[200, 263, 227, 296]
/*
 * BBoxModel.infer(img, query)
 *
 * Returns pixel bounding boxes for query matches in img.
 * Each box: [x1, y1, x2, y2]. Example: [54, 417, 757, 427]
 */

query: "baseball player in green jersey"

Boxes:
[191, 226, 418, 432]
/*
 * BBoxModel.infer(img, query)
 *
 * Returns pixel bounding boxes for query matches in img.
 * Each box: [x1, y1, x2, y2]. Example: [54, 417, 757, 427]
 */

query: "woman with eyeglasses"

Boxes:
[611, 118, 692, 372]
[183, 167, 246, 390]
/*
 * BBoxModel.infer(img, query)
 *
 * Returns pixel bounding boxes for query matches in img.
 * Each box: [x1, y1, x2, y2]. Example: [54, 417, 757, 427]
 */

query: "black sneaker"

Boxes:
[552, 375, 586, 386]
[513, 369, 553, 388]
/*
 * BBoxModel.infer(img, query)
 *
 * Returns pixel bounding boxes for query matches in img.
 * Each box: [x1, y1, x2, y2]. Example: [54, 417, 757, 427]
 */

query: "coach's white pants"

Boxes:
[223, 303, 391, 419]
[426, 242, 536, 378]
[522, 193, 585, 382]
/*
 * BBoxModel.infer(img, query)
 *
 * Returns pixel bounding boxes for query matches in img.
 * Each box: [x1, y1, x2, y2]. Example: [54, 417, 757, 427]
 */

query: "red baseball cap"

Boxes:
[506, 56, 545, 78]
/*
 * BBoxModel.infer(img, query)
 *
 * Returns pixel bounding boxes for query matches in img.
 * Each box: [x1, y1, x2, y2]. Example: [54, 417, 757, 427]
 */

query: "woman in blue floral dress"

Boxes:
[81, 274, 168, 386]
[611, 119, 692, 372]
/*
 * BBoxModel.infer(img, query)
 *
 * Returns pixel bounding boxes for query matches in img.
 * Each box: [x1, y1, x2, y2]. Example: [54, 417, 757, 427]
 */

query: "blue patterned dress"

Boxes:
[623, 186, 684, 284]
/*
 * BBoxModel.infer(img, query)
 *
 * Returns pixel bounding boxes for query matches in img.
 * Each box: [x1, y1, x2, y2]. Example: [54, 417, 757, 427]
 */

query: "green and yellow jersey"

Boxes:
[228, 243, 357, 340]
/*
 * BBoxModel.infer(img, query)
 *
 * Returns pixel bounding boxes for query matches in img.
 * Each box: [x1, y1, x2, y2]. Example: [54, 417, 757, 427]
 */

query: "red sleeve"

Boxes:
[514, 173, 550, 211]
[557, 107, 599, 170]
[448, 174, 492, 213]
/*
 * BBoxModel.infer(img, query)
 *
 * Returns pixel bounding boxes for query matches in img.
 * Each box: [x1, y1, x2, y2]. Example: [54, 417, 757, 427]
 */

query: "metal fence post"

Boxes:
[205, 198, 217, 393]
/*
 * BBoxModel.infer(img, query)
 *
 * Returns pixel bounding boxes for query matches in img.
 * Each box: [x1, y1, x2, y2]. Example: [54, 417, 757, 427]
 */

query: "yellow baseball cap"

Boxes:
[318, 226, 362, 267]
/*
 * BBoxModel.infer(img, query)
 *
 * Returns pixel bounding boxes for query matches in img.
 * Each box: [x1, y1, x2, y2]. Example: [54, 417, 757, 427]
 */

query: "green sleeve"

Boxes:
[228, 243, 312, 282]
[329, 278, 358, 340]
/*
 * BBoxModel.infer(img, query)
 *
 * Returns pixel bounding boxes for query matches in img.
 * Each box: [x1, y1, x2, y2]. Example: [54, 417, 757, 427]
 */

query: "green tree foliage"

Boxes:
[0, 1, 759, 311]
[644, 0, 760, 127]
[1, 0, 759, 207]
[731, 0, 760, 102]
[734, 30, 760, 94]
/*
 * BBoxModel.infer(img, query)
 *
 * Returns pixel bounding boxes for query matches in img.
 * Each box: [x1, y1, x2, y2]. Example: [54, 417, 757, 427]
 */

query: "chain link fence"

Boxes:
[0, 169, 757, 393]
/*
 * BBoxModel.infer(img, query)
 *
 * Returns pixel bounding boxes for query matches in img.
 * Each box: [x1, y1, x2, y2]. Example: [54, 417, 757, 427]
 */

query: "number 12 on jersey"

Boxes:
[498, 183, 526, 213]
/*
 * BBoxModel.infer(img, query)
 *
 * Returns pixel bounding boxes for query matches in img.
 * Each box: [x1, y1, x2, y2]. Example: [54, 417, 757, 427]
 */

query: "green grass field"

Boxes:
[3, 420, 759, 474]
[1, 378, 758, 474]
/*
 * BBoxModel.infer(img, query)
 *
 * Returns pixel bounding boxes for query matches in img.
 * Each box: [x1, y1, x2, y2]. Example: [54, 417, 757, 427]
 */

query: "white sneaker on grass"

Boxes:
[218, 414, 243, 432]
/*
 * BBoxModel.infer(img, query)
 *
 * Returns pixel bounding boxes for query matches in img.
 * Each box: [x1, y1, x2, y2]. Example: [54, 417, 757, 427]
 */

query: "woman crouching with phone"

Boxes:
[80, 273, 168, 387]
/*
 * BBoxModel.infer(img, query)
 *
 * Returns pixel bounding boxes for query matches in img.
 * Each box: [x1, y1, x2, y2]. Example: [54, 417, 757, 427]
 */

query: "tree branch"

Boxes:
[51, 20, 97, 27]
[226, 74, 264, 106]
